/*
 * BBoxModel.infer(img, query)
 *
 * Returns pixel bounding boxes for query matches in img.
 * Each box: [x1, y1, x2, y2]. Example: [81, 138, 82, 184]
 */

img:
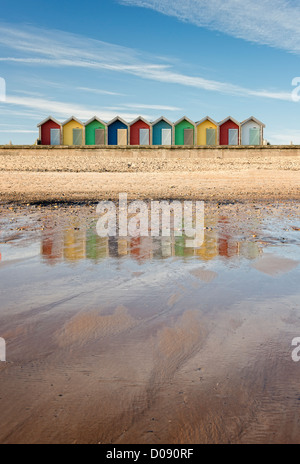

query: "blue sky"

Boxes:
[0, 0, 300, 144]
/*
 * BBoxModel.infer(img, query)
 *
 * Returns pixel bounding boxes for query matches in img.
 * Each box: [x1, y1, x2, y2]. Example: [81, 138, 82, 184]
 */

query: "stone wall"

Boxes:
[1, 145, 300, 158]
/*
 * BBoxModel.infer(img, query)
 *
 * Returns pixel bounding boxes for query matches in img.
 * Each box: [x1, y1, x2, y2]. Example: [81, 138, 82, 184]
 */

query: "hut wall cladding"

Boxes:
[241, 121, 262, 146]
[41, 120, 61, 145]
[108, 120, 128, 146]
[63, 120, 84, 146]
[152, 120, 173, 145]
[130, 120, 151, 145]
[219, 120, 240, 146]
[197, 120, 218, 146]
[175, 120, 195, 145]
[86, 120, 106, 145]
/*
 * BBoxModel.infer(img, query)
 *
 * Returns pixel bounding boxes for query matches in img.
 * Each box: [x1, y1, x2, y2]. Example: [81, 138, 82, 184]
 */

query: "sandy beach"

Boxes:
[0, 152, 300, 444]
[0, 201, 299, 444]
[0, 152, 299, 203]
[3, 0, 300, 446]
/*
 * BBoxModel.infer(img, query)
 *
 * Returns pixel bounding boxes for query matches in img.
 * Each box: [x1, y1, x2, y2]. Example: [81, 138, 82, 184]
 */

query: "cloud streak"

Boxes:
[0, 22, 294, 103]
[77, 87, 126, 96]
[5, 95, 151, 121]
[120, 0, 300, 54]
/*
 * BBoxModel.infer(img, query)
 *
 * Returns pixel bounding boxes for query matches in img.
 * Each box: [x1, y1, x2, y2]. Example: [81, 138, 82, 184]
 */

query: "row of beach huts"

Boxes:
[37, 115, 265, 147]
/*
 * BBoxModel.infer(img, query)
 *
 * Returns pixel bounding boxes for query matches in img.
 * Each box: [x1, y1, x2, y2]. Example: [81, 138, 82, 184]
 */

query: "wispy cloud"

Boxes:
[268, 130, 300, 144]
[13, 89, 46, 98]
[123, 103, 181, 110]
[0, 22, 293, 102]
[119, 0, 300, 54]
[0, 103, 42, 119]
[5, 95, 151, 121]
[104, 103, 181, 111]
[77, 87, 126, 96]
[0, 129, 37, 133]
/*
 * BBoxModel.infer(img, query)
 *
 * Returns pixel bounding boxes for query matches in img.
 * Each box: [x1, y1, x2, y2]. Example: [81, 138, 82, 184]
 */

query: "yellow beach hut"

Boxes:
[196, 117, 218, 146]
[62, 116, 84, 146]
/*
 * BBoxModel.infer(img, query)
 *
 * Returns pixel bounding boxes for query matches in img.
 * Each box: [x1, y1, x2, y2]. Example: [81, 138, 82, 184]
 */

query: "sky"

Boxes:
[0, 0, 300, 144]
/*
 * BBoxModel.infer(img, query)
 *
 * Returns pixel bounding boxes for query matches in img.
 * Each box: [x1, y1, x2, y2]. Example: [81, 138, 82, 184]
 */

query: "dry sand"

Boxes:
[0, 153, 299, 203]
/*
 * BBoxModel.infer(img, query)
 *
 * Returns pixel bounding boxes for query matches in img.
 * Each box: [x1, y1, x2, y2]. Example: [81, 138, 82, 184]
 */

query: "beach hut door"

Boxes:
[95, 129, 105, 145]
[73, 129, 83, 145]
[139, 129, 150, 145]
[184, 129, 194, 145]
[249, 128, 260, 145]
[228, 129, 238, 145]
[50, 129, 60, 145]
[206, 128, 216, 146]
[162, 129, 172, 145]
[117, 129, 127, 145]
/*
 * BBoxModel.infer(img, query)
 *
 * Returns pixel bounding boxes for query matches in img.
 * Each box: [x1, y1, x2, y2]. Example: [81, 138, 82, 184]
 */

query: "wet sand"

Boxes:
[0, 202, 299, 444]
[0, 153, 299, 203]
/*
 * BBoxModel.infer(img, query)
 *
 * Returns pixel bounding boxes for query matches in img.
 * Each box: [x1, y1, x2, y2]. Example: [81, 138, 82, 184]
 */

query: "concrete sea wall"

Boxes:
[1, 145, 300, 159]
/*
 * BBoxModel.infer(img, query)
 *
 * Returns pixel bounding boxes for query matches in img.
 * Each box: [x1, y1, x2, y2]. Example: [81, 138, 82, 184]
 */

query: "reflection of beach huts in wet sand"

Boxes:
[64, 226, 86, 262]
[196, 117, 218, 146]
[238, 241, 262, 260]
[37, 116, 62, 146]
[114, 237, 153, 261]
[152, 116, 173, 146]
[130, 117, 151, 146]
[107, 116, 129, 146]
[86, 226, 109, 260]
[85, 117, 107, 146]
[174, 117, 196, 146]
[219, 117, 240, 146]
[41, 225, 64, 264]
[218, 215, 240, 258]
[241, 117, 265, 146]
[195, 216, 218, 261]
[62, 117, 84, 146]
[118, 239, 128, 256]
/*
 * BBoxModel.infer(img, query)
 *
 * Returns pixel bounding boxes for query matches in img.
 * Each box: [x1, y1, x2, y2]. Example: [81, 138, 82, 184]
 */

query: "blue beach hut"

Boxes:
[152, 116, 174, 146]
[107, 116, 129, 146]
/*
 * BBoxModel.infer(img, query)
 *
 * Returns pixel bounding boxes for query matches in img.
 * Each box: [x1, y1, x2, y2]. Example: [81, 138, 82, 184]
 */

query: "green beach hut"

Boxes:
[85, 116, 107, 146]
[174, 116, 196, 146]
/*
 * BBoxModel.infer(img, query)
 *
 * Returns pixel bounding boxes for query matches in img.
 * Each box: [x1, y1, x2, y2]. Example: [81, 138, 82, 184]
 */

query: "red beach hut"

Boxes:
[37, 116, 62, 146]
[129, 117, 151, 146]
[218, 116, 240, 146]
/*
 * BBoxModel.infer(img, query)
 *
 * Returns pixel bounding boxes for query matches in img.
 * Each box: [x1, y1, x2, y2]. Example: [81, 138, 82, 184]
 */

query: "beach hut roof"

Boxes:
[241, 116, 265, 128]
[107, 116, 129, 127]
[151, 116, 174, 126]
[218, 116, 241, 127]
[37, 116, 61, 128]
[62, 116, 83, 127]
[196, 116, 218, 127]
[129, 116, 151, 127]
[174, 116, 196, 127]
[85, 116, 107, 127]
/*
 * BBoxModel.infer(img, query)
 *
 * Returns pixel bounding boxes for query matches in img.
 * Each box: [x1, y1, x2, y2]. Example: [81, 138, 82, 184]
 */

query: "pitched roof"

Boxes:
[85, 116, 107, 127]
[129, 116, 151, 127]
[107, 116, 129, 127]
[240, 116, 265, 127]
[37, 116, 61, 127]
[218, 116, 241, 127]
[62, 116, 84, 126]
[196, 116, 218, 126]
[174, 116, 196, 126]
[151, 116, 174, 126]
